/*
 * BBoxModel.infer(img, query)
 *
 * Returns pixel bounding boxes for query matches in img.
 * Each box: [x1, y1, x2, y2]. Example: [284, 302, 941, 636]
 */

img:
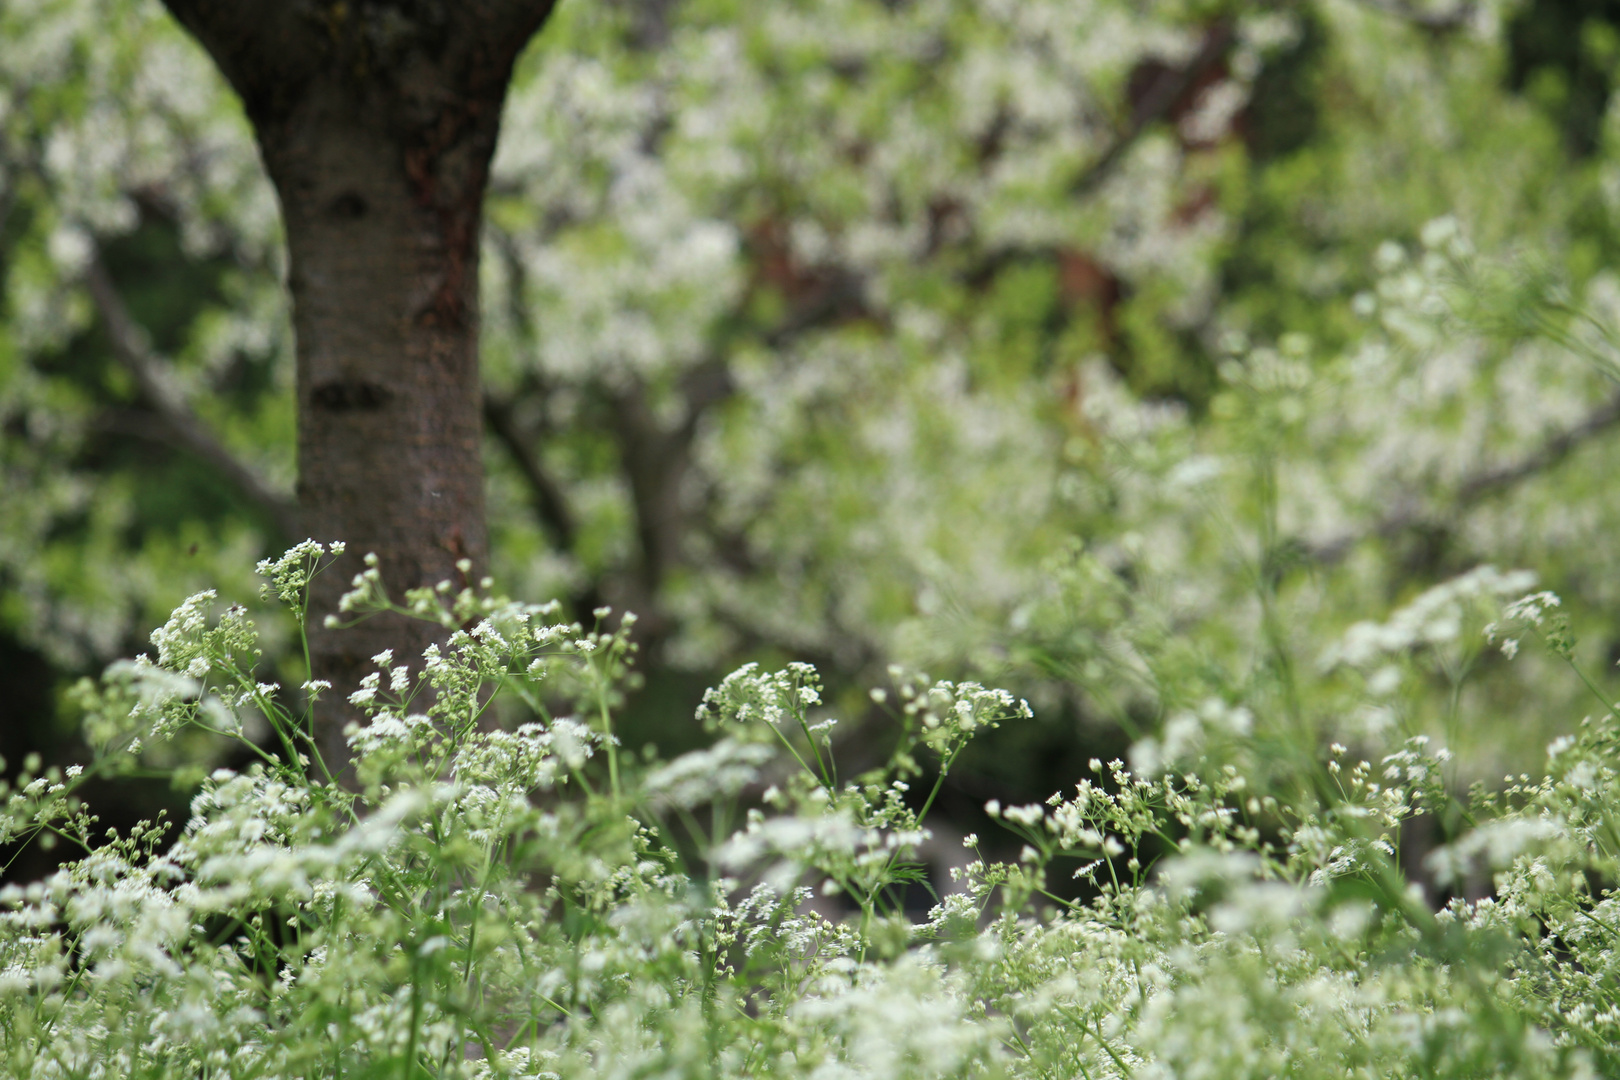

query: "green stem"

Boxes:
[1563, 651, 1620, 718]
[599, 681, 620, 801]
[915, 748, 960, 825]
[402, 966, 424, 1080]
[796, 713, 832, 788]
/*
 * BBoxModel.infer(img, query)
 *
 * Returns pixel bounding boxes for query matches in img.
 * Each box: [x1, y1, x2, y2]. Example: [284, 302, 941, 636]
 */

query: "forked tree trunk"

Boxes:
[158, 2, 557, 770]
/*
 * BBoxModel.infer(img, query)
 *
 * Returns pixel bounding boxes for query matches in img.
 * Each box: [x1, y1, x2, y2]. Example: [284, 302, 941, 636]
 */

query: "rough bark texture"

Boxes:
[159, 1, 557, 770]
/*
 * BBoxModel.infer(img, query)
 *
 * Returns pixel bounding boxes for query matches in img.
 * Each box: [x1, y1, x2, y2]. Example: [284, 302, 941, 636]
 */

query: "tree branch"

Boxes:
[82, 251, 298, 540]
[1072, 23, 1235, 198]
[1306, 391, 1620, 565]
[482, 391, 579, 552]
[607, 380, 688, 598]
[951, 28, 1238, 291]
[1351, 0, 1477, 34]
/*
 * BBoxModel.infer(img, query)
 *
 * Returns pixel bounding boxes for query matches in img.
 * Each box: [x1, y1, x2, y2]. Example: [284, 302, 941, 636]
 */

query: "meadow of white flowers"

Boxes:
[2, 539, 1619, 1078]
[13, 1, 1620, 1074]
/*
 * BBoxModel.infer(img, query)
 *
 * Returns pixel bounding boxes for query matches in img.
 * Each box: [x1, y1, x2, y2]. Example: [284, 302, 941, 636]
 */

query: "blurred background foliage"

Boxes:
[8, 0, 1620, 882]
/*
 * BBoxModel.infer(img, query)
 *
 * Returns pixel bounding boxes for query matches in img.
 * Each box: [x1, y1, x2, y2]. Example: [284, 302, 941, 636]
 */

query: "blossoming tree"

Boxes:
[9, 0, 1620, 792]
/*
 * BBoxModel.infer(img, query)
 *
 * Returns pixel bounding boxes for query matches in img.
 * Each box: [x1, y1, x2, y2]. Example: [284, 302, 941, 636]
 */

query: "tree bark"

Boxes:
[158, 1, 557, 770]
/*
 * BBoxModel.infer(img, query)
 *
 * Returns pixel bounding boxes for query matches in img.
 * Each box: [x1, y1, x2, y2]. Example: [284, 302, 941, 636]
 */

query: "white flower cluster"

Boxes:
[697, 661, 825, 734]
[886, 666, 1033, 760]
[9, 545, 1620, 1077]
[1486, 589, 1571, 660]
[1324, 564, 1538, 671]
[255, 540, 345, 611]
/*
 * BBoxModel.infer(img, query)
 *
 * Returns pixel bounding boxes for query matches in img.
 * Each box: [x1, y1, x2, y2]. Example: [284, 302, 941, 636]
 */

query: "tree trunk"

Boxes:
[157, 2, 557, 770]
